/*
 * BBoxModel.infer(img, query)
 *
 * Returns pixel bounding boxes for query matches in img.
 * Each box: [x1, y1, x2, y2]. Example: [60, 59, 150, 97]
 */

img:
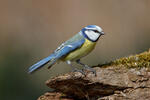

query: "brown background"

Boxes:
[0, 0, 150, 100]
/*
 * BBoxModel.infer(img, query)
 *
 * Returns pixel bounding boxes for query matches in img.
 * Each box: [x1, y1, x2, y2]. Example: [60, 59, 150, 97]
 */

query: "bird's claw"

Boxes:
[71, 66, 97, 76]
[72, 68, 86, 76]
[83, 65, 97, 76]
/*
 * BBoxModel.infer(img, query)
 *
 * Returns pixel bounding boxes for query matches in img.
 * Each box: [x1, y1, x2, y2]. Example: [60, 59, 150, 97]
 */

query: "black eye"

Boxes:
[93, 30, 99, 33]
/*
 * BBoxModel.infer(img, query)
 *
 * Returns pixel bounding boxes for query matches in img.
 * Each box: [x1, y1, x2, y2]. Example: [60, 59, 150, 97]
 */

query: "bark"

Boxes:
[38, 50, 150, 100]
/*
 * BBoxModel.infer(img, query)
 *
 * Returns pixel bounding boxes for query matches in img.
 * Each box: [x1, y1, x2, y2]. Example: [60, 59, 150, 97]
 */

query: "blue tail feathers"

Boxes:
[28, 54, 55, 73]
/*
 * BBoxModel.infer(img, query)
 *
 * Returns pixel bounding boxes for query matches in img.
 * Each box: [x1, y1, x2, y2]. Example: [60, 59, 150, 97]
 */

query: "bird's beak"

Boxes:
[101, 31, 105, 35]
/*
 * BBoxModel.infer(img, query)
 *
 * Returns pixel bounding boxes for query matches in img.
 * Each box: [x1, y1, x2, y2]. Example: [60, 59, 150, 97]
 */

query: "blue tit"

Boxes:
[28, 25, 104, 76]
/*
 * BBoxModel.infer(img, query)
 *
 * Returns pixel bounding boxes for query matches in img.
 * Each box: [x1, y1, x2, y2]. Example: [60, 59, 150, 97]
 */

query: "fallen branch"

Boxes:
[38, 49, 150, 100]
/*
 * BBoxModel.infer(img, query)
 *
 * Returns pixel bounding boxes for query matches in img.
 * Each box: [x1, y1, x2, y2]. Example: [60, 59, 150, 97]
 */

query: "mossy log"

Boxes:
[38, 49, 150, 100]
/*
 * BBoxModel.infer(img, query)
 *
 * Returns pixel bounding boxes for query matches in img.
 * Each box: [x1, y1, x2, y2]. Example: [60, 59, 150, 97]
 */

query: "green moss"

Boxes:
[111, 49, 150, 68]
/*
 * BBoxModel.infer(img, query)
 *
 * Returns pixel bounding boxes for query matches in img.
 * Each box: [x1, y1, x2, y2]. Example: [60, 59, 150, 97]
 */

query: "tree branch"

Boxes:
[38, 49, 150, 100]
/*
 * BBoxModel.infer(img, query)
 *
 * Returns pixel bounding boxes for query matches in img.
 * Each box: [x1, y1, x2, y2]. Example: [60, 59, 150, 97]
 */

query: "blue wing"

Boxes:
[28, 33, 85, 73]
[54, 38, 85, 59]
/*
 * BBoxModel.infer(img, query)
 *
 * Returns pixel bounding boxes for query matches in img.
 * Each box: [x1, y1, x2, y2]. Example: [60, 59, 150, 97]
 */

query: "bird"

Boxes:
[28, 25, 104, 76]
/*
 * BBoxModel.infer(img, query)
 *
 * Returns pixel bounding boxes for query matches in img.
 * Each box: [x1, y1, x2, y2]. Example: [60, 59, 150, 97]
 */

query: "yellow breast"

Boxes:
[61, 39, 96, 61]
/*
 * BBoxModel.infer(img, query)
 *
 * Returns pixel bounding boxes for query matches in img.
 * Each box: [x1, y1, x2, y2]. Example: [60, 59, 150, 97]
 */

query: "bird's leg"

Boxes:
[66, 60, 85, 75]
[76, 59, 96, 76]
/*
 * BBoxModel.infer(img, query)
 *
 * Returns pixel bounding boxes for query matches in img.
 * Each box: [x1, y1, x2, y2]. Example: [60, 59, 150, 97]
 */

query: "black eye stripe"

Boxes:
[93, 30, 99, 33]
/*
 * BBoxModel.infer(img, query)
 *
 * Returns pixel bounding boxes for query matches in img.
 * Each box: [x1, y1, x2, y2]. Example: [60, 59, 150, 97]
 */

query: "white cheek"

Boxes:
[85, 31, 100, 41]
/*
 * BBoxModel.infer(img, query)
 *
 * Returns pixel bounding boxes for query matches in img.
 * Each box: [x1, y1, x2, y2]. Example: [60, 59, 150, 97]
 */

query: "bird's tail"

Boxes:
[28, 54, 56, 74]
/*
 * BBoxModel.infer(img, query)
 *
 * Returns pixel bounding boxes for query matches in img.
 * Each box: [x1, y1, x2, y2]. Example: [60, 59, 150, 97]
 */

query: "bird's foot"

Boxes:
[72, 68, 86, 76]
[83, 65, 97, 76]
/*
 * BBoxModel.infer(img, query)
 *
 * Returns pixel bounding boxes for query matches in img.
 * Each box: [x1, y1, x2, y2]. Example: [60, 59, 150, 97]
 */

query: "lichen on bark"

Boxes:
[111, 49, 150, 68]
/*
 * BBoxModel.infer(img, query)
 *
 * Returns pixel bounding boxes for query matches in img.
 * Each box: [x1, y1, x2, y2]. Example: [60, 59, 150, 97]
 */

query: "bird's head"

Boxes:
[81, 25, 104, 42]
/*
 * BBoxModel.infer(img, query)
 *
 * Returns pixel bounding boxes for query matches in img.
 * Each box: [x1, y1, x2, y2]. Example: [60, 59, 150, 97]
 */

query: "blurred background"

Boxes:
[0, 0, 150, 100]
